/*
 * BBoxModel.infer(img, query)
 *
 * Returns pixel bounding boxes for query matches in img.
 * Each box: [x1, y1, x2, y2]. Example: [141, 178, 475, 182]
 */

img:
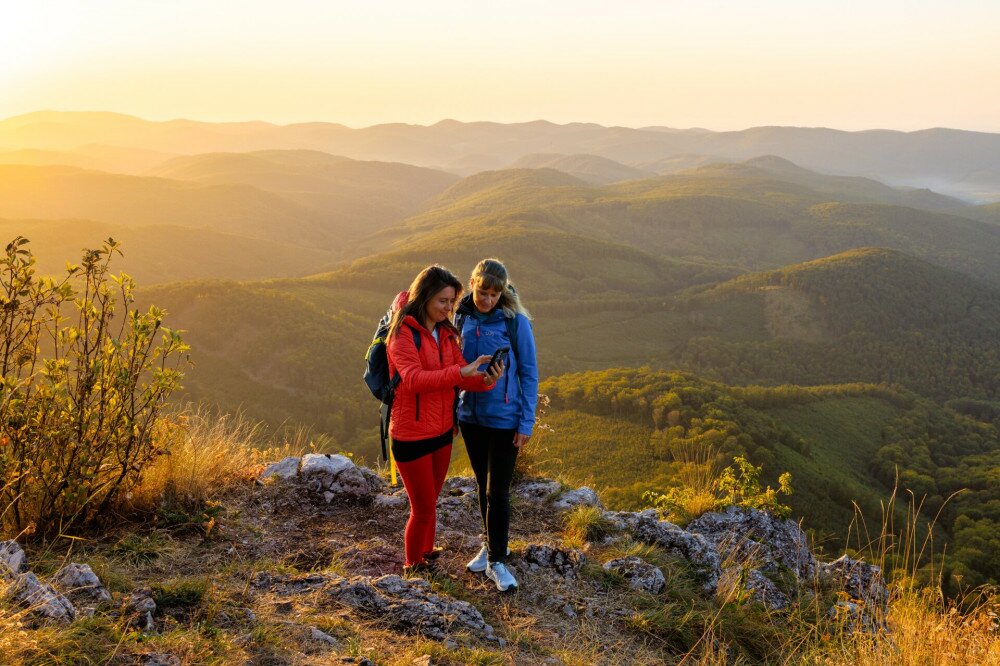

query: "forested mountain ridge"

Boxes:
[676, 248, 1000, 401]
[373, 164, 1000, 285]
[4, 111, 1000, 200]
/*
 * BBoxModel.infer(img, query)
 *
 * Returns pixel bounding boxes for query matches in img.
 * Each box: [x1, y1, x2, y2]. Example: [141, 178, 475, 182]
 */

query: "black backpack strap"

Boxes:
[380, 324, 423, 461]
[505, 314, 519, 364]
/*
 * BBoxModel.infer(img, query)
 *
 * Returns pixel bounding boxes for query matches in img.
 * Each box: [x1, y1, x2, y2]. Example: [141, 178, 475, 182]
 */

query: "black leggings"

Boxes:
[460, 421, 519, 563]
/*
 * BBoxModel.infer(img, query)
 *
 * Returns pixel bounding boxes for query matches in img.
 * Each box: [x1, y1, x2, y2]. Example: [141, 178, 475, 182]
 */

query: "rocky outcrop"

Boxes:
[687, 507, 817, 581]
[51, 563, 112, 616]
[551, 487, 603, 511]
[604, 509, 722, 592]
[820, 555, 889, 632]
[602, 556, 666, 594]
[259, 456, 300, 481]
[254, 571, 498, 644]
[718, 567, 790, 610]
[259, 453, 386, 501]
[8, 572, 77, 623]
[521, 544, 584, 579]
[1, 541, 118, 624]
[513, 479, 604, 511]
[1, 540, 27, 578]
[124, 588, 157, 631]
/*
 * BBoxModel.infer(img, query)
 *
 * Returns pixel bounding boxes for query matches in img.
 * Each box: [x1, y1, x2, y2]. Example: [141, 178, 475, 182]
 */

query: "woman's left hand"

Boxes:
[513, 433, 530, 448]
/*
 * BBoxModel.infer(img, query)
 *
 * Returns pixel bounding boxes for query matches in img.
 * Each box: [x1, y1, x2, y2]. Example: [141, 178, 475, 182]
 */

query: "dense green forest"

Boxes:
[537, 369, 999, 587]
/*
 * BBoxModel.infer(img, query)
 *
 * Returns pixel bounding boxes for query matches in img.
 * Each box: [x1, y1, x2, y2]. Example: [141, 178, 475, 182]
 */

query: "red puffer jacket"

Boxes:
[387, 298, 493, 442]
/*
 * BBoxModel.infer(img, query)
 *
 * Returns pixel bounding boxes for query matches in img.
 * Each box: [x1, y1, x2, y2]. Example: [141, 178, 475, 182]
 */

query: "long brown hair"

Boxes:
[470, 258, 531, 319]
[390, 265, 464, 339]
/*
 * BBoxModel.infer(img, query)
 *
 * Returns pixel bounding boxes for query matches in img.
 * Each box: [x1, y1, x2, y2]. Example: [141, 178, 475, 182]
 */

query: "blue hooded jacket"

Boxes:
[456, 295, 539, 436]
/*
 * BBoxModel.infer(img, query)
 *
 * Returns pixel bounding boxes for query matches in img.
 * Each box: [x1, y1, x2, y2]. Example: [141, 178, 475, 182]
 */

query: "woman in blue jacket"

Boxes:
[457, 258, 539, 592]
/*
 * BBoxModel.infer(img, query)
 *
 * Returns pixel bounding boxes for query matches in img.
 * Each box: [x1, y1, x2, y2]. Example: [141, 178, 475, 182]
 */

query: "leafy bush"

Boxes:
[644, 456, 793, 523]
[0, 237, 188, 537]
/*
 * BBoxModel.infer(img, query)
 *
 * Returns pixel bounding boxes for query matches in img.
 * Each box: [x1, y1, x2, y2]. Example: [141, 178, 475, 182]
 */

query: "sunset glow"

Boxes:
[3, 0, 1000, 130]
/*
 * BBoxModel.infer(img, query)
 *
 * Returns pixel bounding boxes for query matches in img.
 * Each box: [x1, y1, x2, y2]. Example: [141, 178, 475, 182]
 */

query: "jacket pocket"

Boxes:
[415, 393, 420, 421]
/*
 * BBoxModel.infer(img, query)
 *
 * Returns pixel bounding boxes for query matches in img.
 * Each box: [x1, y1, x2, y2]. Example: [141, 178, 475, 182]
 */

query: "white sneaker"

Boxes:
[485, 562, 518, 592]
[467, 544, 512, 573]
[466, 544, 489, 572]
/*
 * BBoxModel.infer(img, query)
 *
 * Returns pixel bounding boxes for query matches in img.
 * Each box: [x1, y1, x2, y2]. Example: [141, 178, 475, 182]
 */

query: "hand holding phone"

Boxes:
[488, 347, 510, 375]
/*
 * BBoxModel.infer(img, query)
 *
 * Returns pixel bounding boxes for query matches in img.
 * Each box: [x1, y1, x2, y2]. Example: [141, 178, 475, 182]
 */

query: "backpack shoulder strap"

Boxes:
[505, 314, 519, 363]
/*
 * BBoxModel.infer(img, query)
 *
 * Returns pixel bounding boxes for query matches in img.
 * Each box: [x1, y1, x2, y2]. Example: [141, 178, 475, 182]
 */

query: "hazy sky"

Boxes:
[3, 0, 999, 131]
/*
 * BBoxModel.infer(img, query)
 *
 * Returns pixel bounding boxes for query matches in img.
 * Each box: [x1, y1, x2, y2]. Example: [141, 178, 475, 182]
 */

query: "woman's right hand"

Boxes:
[461, 355, 493, 378]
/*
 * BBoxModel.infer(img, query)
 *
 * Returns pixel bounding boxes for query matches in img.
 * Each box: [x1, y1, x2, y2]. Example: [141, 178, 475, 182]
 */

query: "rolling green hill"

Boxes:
[146, 149, 459, 236]
[2, 218, 338, 284]
[674, 248, 1000, 401]
[0, 144, 176, 174]
[536, 369, 999, 585]
[374, 165, 1000, 286]
[0, 164, 338, 249]
[507, 153, 652, 184]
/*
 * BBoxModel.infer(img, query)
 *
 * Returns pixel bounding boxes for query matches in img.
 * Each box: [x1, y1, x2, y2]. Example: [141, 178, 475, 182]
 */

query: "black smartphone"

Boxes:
[487, 347, 510, 373]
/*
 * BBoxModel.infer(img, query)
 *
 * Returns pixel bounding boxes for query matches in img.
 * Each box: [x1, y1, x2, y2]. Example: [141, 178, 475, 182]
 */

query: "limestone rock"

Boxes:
[602, 556, 665, 594]
[374, 489, 409, 510]
[605, 509, 722, 593]
[718, 567, 788, 610]
[9, 572, 77, 623]
[521, 544, 584, 579]
[513, 479, 561, 503]
[828, 599, 885, 634]
[259, 456, 300, 482]
[687, 507, 817, 581]
[124, 588, 157, 631]
[309, 626, 340, 647]
[257, 571, 495, 642]
[443, 476, 478, 496]
[820, 554, 888, 632]
[141, 653, 181, 666]
[551, 487, 604, 511]
[300, 454, 379, 500]
[0, 540, 27, 579]
[51, 563, 112, 614]
[819, 554, 888, 611]
[337, 574, 497, 642]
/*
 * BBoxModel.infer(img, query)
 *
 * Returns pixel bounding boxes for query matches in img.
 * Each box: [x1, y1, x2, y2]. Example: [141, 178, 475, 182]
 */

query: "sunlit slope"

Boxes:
[965, 202, 1000, 225]
[384, 165, 1000, 284]
[147, 150, 458, 234]
[142, 280, 375, 448]
[676, 248, 1000, 400]
[136, 217, 739, 457]
[0, 165, 339, 249]
[535, 368, 999, 584]
[738, 156, 966, 212]
[507, 153, 652, 184]
[0, 144, 176, 174]
[536, 370, 901, 522]
[3, 218, 336, 284]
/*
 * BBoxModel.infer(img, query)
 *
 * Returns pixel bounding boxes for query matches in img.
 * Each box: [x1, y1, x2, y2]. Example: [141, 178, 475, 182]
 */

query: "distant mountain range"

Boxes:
[3, 111, 999, 201]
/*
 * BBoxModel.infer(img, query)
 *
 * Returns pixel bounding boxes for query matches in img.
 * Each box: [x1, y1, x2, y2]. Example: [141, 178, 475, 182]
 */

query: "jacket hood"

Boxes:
[457, 293, 508, 321]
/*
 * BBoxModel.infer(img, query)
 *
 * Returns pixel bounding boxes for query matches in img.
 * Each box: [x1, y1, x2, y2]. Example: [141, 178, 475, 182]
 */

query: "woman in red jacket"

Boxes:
[386, 265, 501, 573]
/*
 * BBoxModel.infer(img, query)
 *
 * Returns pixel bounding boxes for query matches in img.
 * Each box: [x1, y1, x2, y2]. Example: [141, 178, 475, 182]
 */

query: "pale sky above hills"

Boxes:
[3, 0, 999, 131]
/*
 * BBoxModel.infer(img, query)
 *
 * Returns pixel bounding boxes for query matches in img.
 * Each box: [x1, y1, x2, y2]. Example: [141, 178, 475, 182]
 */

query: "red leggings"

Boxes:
[395, 444, 452, 566]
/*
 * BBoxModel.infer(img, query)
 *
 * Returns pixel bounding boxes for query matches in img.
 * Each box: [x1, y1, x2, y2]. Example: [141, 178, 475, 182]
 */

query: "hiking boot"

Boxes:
[467, 544, 511, 573]
[485, 561, 518, 592]
[403, 560, 439, 577]
[424, 547, 445, 561]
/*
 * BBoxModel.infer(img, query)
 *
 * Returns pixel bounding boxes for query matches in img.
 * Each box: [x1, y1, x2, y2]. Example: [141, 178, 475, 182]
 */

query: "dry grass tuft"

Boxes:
[128, 406, 309, 513]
